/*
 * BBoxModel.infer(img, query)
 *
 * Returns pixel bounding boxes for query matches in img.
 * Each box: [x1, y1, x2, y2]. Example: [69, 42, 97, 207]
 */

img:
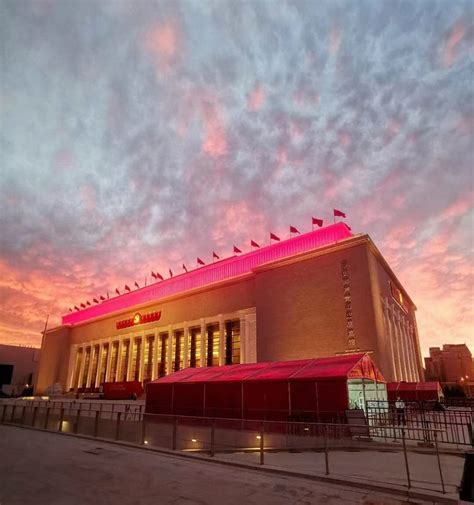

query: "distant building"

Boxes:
[424, 344, 473, 383]
[0, 344, 41, 396]
[37, 223, 425, 394]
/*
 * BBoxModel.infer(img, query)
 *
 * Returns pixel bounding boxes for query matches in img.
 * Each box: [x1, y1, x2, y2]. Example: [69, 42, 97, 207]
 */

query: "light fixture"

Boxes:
[191, 438, 197, 443]
[256, 435, 261, 440]
[304, 427, 309, 431]
[144, 440, 148, 445]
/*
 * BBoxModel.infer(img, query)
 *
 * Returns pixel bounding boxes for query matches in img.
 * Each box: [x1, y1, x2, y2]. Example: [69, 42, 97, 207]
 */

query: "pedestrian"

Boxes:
[395, 396, 406, 426]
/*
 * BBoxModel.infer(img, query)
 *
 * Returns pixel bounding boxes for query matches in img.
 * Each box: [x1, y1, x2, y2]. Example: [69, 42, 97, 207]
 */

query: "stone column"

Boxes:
[94, 342, 104, 388]
[200, 319, 206, 367]
[182, 323, 189, 369]
[382, 298, 397, 382]
[116, 339, 124, 382]
[138, 333, 146, 383]
[105, 339, 113, 382]
[86, 345, 95, 388]
[245, 311, 257, 363]
[126, 337, 134, 381]
[218, 315, 225, 366]
[389, 309, 402, 381]
[394, 315, 407, 381]
[77, 347, 86, 389]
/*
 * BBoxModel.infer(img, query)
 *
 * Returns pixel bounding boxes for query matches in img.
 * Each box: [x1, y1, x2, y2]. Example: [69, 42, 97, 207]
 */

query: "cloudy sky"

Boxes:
[1, 0, 473, 356]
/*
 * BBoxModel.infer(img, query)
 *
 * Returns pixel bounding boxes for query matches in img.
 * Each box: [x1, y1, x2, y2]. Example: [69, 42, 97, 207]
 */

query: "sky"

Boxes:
[0, 0, 473, 357]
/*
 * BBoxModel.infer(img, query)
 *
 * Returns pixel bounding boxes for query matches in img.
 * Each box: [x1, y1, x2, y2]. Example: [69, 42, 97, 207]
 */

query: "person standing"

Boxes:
[395, 396, 406, 426]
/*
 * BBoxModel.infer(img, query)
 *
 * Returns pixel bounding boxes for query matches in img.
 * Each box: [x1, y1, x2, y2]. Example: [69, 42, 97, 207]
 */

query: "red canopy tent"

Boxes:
[387, 381, 443, 402]
[146, 353, 385, 422]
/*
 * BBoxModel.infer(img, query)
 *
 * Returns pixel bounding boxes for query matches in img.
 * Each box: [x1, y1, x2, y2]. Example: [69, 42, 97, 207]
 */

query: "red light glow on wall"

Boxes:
[116, 310, 162, 330]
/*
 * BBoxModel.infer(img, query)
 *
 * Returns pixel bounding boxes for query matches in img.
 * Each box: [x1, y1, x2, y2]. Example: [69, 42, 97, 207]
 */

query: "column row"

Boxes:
[68, 312, 257, 392]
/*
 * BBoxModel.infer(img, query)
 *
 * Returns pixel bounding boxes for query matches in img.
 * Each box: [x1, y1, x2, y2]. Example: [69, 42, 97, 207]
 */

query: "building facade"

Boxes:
[36, 223, 424, 394]
[425, 344, 473, 383]
[0, 344, 40, 396]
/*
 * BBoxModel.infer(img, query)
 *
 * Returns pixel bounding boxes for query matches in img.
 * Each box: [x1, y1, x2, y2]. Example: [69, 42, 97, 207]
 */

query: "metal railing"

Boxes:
[0, 401, 461, 496]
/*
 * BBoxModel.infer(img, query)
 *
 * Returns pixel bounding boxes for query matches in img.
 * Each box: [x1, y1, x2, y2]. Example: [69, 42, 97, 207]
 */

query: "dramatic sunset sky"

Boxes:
[1, 0, 473, 356]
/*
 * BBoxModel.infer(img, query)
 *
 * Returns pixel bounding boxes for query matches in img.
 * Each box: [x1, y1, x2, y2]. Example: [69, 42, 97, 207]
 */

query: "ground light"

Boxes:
[191, 438, 197, 443]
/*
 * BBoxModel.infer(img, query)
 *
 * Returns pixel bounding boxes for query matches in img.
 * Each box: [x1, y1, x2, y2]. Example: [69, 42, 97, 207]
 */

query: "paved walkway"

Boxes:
[0, 425, 439, 505]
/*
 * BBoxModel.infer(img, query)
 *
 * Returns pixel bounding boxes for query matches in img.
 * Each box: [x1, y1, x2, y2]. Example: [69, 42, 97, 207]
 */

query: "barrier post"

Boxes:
[44, 407, 50, 430]
[401, 427, 411, 488]
[324, 425, 329, 475]
[172, 416, 178, 451]
[141, 414, 146, 445]
[434, 431, 445, 494]
[1, 404, 6, 423]
[94, 410, 100, 438]
[32, 406, 38, 427]
[20, 405, 26, 425]
[58, 408, 64, 432]
[115, 412, 121, 440]
[11, 405, 16, 423]
[210, 419, 215, 457]
[74, 408, 81, 434]
[259, 421, 265, 466]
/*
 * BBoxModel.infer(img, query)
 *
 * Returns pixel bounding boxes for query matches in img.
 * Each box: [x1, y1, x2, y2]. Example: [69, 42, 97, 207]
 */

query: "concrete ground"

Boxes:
[0, 425, 438, 505]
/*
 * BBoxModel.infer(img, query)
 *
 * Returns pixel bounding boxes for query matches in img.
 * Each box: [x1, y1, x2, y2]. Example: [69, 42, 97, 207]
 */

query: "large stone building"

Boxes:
[36, 223, 424, 394]
[425, 344, 473, 383]
[0, 344, 40, 396]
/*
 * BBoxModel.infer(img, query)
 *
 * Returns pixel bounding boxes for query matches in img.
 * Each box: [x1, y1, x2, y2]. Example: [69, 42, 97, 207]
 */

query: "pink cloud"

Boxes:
[441, 191, 473, 221]
[144, 20, 180, 75]
[247, 85, 265, 111]
[329, 28, 341, 55]
[442, 22, 465, 68]
[202, 102, 228, 158]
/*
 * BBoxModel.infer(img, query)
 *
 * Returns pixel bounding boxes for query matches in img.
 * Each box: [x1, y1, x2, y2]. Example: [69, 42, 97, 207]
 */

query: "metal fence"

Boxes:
[366, 400, 473, 446]
[0, 400, 463, 496]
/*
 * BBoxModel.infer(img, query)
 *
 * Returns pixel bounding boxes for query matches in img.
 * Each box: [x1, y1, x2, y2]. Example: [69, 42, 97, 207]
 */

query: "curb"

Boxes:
[1, 422, 458, 505]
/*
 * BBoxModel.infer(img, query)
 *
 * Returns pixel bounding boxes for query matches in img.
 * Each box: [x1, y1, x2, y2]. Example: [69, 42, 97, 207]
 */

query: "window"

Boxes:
[109, 342, 119, 382]
[188, 328, 201, 368]
[120, 340, 130, 381]
[99, 344, 109, 385]
[143, 335, 154, 383]
[225, 321, 240, 365]
[158, 333, 169, 377]
[207, 324, 219, 366]
[173, 330, 184, 372]
[82, 347, 91, 388]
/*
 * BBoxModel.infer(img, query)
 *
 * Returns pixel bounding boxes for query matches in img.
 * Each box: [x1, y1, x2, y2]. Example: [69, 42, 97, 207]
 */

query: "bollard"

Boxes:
[94, 410, 100, 438]
[141, 414, 146, 445]
[324, 425, 329, 475]
[210, 419, 215, 457]
[172, 416, 178, 451]
[20, 405, 26, 425]
[11, 405, 16, 423]
[115, 412, 121, 441]
[58, 408, 65, 432]
[32, 406, 38, 427]
[434, 431, 446, 494]
[44, 407, 50, 430]
[259, 422, 265, 466]
[401, 427, 411, 488]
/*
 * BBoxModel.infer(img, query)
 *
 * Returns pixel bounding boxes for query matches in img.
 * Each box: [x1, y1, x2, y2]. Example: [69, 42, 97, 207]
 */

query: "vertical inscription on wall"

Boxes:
[341, 260, 358, 350]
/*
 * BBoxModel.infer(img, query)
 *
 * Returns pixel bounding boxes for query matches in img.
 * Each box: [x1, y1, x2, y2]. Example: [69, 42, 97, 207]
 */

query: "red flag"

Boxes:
[74, 305, 79, 311]
[115, 288, 120, 295]
[93, 298, 99, 304]
[312, 217, 323, 227]
[69, 308, 72, 312]
[197, 257, 205, 265]
[233, 245, 242, 254]
[270, 232, 280, 242]
[86, 301, 91, 306]
[156, 272, 164, 281]
[290, 225, 300, 234]
[169, 269, 173, 278]
[250, 240, 260, 248]
[134, 281, 140, 289]
[80, 303, 86, 308]
[151, 271, 157, 279]
[333, 208, 346, 218]
[100, 295, 106, 301]
[124, 285, 131, 292]
[182, 264, 188, 272]
[213, 251, 220, 260]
